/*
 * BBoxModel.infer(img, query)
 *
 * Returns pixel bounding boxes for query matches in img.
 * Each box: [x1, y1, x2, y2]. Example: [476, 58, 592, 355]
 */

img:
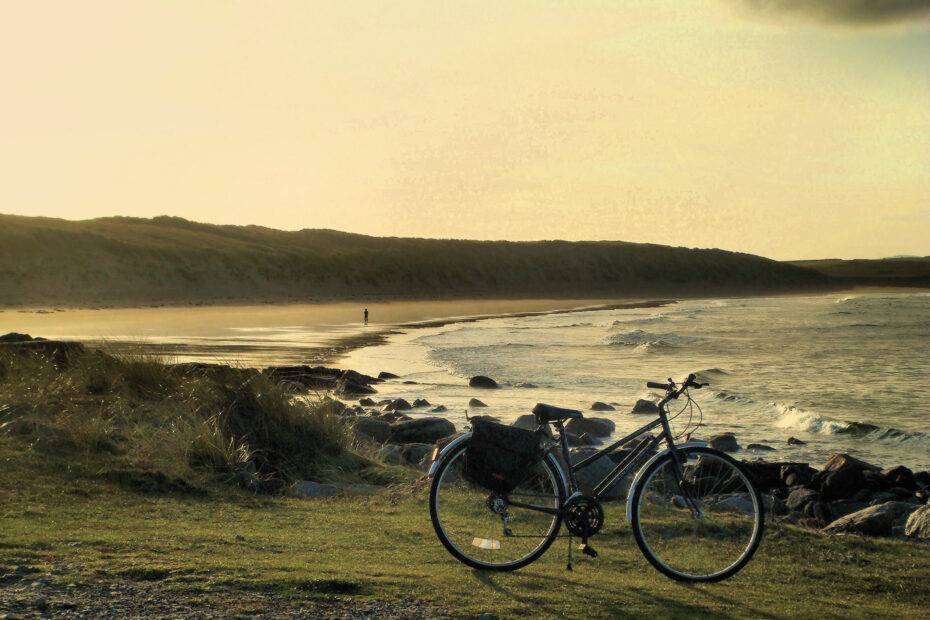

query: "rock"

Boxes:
[569, 447, 630, 500]
[915, 471, 930, 489]
[804, 501, 833, 526]
[787, 437, 807, 446]
[708, 433, 739, 453]
[400, 443, 433, 468]
[320, 396, 348, 416]
[904, 505, 930, 540]
[0, 332, 34, 342]
[565, 417, 615, 438]
[883, 466, 917, 491]
[630, 399, 659, 414]
[388, 417, 456, 444]
[566, 432, 595, 447]
[511, 415, 539, 431]
[430, 405, 447, 413]
[382, 398, 412, 412]
[335, 372, 377, 396]
[412, 398, 431, 408]
[468, 398, 488, 408]
[289, 481, 339, 498]
[821, 453, 880, 474]
[352, 418, 391, 444]
[402, 380, 418, 384]
[378, 371, 399, 379]
[781, 463, 816, 487]
[358, 397, 376, 406]
[468, 415, 501, 425]
[377, 444, 403, 465]
[590, 402, 615, 411]
[709, 494, 756, 516]
[469, 375, 499, 389]
[822, 501, 919, 537]
[747, 443, 776, 452]
[787, 488, 820, 512]
[515, 382, 537, 388]
[821, 466, 865, 501]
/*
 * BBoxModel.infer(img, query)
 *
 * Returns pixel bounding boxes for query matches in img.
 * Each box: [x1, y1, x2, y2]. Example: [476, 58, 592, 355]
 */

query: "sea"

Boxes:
[344, 292, 930, 471]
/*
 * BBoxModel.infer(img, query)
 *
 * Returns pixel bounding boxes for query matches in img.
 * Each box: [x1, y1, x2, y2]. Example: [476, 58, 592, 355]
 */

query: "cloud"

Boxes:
[735, 1, 930, 25]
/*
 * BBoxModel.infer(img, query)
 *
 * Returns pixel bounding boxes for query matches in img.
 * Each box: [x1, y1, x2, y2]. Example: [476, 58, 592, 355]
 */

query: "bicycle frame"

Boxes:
[505, 382, 698, 517]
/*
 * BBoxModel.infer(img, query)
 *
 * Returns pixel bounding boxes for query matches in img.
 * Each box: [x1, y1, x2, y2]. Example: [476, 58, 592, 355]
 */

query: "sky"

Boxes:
[1, 1, 928, 260]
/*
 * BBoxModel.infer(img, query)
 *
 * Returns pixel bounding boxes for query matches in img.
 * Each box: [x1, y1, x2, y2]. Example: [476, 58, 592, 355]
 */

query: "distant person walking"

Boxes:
[363, 308, 369, 325]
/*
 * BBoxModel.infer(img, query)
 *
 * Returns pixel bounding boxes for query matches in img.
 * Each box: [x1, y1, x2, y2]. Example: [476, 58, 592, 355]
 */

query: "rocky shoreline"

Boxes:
[297, 364, 930, 544]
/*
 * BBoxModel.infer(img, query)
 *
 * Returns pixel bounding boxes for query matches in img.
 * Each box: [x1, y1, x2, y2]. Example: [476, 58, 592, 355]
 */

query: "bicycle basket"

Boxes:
[463, 419, 544, 494]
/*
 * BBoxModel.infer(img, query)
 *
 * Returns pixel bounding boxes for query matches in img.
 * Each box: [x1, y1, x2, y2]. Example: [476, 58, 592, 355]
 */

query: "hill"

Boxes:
[0, 214, 835, 307]
[791, 257, 930, 288]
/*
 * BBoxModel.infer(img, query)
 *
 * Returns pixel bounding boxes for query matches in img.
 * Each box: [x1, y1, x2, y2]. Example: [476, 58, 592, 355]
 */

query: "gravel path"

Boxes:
[0, 568, 451, 619]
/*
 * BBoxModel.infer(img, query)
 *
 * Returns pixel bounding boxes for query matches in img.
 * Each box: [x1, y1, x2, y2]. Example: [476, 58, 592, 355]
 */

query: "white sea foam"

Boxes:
[605, 329, 698, 349]
[773, 403, 850, 435]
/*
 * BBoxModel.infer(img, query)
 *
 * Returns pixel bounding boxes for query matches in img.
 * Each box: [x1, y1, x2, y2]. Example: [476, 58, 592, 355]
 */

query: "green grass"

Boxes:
[0, 213, 835, 307]
[1, 439, 928, 618]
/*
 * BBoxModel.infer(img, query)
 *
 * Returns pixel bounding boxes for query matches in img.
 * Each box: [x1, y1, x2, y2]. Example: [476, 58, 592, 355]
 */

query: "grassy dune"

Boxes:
[792, 257, 930, 288]
[0, 214, 834, 307]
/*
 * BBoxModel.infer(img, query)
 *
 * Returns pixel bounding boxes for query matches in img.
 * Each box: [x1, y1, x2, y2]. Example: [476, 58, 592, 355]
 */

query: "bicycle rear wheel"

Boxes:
[630, 446, 764, 582]
[429, 439, 565, 571]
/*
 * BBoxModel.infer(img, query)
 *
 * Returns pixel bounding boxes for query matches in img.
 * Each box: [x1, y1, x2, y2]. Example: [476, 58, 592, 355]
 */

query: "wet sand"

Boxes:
[0, 298, 668, 367]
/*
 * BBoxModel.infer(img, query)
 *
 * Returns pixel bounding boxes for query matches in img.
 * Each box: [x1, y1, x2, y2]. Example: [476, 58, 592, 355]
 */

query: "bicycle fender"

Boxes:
[624, 440, 708, 523]
[427, 432, 471, 479]
[427, 432, 571, 493]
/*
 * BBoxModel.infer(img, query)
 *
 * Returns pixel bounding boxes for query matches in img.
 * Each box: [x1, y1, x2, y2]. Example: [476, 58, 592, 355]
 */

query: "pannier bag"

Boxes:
[463, 418, 544, 494]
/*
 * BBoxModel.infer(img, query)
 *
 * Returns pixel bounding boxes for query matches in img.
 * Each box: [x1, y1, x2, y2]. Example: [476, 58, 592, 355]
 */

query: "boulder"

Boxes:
[787, 437, 807, 446]
[915, 471, 930, 489]
[402, 380, 418, 384]
[388, 418, 456, 444]
[821, 453, 880, 474]
[289, 481, 339, 498]
[352, 418, 391, 444]
[0, 334, 85, 368]
[515, 382, 537, 388]
[822, 501, 919, 537]
[469, 375, 499, 389]
[335, 373, 377, 396]
[747, 443, 776, 452]
[412, 398, 431, 408]
[630, 399, 659, 415]
[377, 444, 403, 465]
[787, 488, 820, 512]
[904, 505, 930, 541]
[590, 402, 615, 411]
[821, 467, 869, 501]
[566, 432, 595, 447]
[401, 443, 433, 468]
[358, 397, 376, 406]
[511, 415, 539, 431]
[430, 405, 448, 413]
[378, 371, 399, 380]
[569, 447, 630, 500]
[708, 433, 739, 453]
[382, 398, 412, 412]
[565, 417, 615, 438]
[781, 463, 816, 487]
[883, 466, 917, 491]
[468, 398, 488, 408]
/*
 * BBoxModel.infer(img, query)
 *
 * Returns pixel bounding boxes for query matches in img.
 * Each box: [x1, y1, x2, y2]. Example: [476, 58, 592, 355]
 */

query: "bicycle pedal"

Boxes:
[580, 544, 598, 558]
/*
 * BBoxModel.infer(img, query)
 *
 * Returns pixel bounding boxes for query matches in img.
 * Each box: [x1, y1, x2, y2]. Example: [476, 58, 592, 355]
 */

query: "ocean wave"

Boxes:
[712, 389, 752, 404]
[609, 315, 669, 327]
[772, 403, 929, 446]
[605, 329, 698, 350]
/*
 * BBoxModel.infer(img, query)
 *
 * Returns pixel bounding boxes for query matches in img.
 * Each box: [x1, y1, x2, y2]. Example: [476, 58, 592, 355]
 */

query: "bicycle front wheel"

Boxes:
[630, 446, 764, 582]
[429, 439, 566, 571]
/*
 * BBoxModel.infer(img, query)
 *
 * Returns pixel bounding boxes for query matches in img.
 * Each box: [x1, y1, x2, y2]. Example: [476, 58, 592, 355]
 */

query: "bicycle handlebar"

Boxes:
[646, 373, 708, 396]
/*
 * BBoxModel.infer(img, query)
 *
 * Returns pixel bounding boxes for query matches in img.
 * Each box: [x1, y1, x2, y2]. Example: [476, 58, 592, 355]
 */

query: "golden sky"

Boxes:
[1, 1, 928, 260]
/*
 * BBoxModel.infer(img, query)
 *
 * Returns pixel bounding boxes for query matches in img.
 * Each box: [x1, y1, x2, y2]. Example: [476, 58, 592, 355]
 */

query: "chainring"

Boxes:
[564, 495, 604, 538]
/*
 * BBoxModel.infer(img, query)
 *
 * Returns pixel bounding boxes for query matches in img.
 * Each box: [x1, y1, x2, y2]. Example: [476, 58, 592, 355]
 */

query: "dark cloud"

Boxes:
[736, 1, 930, 25]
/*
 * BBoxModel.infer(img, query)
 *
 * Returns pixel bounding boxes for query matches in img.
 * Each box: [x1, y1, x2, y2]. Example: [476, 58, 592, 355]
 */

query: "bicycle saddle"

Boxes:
[532, 403, 583, 423]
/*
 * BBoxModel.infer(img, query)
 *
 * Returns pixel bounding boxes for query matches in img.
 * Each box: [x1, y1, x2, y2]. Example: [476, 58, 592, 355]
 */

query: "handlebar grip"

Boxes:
[646, 381, 669, 390]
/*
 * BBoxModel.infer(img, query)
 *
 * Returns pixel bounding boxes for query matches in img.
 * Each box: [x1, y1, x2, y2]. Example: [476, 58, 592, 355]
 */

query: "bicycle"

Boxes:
[428, 373, 764, 582]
